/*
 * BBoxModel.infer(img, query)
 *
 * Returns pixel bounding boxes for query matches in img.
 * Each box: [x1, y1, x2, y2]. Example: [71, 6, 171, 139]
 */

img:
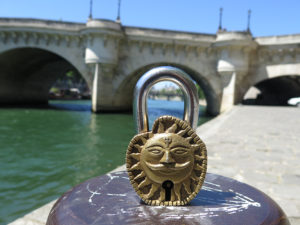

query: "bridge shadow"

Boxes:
[190, 189, 236, 206]
[0, 101, 91, 112]
[0, 101, 135, 113]
[139, 189, 236, 207]
[49, 101, 91, 112]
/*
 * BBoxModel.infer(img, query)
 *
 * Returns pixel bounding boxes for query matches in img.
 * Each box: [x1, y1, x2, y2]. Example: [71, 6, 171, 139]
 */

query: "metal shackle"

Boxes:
[133, 66, 199, 133]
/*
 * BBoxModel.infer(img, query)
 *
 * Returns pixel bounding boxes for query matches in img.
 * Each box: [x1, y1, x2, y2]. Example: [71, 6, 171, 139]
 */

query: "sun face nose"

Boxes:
[159, 150, 175, 166]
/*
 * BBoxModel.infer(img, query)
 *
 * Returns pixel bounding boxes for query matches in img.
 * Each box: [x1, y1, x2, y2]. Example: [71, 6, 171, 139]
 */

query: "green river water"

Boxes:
[0, 100, 211, 224]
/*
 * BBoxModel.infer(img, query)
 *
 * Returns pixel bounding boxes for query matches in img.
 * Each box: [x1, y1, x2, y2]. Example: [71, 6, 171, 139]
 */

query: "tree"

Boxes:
[195, 83, 205, 99]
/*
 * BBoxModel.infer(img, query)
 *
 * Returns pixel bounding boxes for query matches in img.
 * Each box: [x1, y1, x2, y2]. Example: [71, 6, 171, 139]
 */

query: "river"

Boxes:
[0, 99, 211, 224]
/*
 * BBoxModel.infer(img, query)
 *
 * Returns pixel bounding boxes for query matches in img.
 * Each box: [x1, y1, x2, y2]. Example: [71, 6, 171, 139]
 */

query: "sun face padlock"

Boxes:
[126, 66, 207, 206]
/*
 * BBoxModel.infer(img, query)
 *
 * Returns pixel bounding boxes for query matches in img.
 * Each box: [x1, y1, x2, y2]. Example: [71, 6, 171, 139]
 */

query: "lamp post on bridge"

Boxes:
[89, 0, 93, 20]
[116, 0, 121, 23]
[247, 9, 251, 33]
[218, 7, 223, 31]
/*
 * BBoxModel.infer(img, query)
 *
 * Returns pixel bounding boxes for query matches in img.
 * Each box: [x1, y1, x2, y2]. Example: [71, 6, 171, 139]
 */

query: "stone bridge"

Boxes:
[1, 18, 300, 115]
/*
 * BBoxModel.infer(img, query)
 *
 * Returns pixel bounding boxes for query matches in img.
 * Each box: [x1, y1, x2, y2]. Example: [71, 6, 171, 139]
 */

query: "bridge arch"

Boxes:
[114, 63, 221, 116]
[0, 44, 90, 84]
[242, 62, 300, 105]
[0, 47, 90, 105]
[243, 74, 300, 106]
[253, 63, 300, 85]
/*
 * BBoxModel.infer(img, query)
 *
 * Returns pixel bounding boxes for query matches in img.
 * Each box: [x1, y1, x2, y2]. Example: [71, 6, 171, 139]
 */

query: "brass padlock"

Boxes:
[126, 66, 207, 206]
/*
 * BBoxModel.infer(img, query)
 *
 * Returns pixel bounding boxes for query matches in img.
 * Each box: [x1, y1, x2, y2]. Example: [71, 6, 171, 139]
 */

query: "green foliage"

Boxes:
[195, 83, 205, 99]
[66, 71, 74, 78]
[49, 87, 60, 93]
[149, 83, 205, 101]
[175, 88, 182, 95]
[51, 70, 89, 92]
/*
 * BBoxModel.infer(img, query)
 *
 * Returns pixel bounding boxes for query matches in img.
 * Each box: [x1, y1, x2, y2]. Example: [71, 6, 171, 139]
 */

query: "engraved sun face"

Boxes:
[126, 116, 207, 206]
[140, 133, 194, 184]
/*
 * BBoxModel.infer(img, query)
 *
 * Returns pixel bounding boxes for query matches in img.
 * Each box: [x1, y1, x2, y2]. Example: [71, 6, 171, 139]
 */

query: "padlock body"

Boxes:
[126, 116, 207, 206]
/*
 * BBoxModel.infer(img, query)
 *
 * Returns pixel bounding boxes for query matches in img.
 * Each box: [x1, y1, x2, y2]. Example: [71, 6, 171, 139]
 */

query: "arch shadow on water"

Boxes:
[49, 101, 92, 112]
[0, 101, 92, 112]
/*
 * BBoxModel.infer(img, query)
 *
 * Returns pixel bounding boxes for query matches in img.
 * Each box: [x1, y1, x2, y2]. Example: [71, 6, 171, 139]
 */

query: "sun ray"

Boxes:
[191, 171, 198, 181]
[195, 155, 205, 161]
[138, 176, 152, 188]
[159, 188, 165, 201]
[174, 183, 182, 201]
[140, 136, 147, 144]
[183, 179, 192, 195]
[157, 121, 164, 133]
[134, 144, 142, 152]
[134, 171, 146, 180]
[171, 188, 176, 201]
[191, 145, 200, 153]
[190, 133, 196, 138]
[166, 123, 177, 133]
[186, 137, 193, 143]
[177, 129, 187, 136]
[191, 144, 200, 150]
[194, 163, 204, 171]
[130, 153, 140, 161]
[129, 162, 142, 171]
[143, 182, 160, 199]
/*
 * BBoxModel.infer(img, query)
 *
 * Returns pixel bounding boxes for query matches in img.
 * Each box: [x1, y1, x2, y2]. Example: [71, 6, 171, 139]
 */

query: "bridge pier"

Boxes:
[84, 19, 123, 112]
[91, 63, 123, 112]
[219, 71, 236, 113]
[215, 31, 257, 113]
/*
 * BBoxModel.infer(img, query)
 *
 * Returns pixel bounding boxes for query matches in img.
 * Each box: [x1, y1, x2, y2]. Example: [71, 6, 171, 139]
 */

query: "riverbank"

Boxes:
[150, 96, 207, 106]
[8, 105, 300, 224]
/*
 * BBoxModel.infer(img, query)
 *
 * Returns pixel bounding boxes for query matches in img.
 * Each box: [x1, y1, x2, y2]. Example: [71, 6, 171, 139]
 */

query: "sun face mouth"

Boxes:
[145, 161, 191, 172]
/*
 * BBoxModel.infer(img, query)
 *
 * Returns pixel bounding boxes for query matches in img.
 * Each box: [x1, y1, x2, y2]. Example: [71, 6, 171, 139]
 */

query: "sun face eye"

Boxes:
[172, 148, 188, 155]
[148, 149, 162, 155]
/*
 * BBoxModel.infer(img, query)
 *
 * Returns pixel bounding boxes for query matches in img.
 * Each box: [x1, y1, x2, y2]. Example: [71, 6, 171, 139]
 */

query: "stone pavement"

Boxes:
[196, 105, 300, 224]
[9, 106, 300, 224]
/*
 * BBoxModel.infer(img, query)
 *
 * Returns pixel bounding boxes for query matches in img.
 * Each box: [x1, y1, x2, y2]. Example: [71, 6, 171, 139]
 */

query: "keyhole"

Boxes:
[162, 180, 174, 201]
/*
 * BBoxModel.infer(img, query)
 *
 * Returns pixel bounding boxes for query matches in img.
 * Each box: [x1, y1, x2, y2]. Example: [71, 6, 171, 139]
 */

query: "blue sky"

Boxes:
[1, 0, 299, 37]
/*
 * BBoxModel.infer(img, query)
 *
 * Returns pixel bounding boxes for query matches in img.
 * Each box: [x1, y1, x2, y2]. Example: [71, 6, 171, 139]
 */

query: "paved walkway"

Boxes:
[197, 105, 300, 224]
[9, 106, 300, 224]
